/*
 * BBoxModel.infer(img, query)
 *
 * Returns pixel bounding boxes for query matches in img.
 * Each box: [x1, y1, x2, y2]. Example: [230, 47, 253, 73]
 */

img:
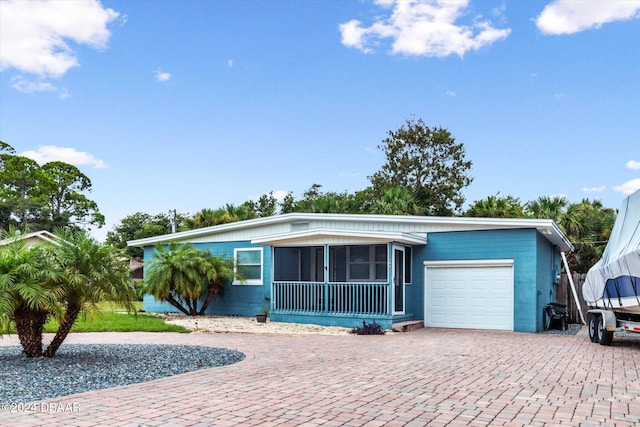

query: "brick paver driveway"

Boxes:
[1, 328, 639, 426]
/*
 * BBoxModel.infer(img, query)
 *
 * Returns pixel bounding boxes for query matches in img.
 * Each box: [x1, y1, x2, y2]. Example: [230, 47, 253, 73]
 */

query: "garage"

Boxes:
[424, 260, 514, 331]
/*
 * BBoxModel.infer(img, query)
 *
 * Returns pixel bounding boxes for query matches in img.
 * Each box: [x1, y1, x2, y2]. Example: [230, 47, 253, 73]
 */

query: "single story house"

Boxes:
[128, 213, 574, 333]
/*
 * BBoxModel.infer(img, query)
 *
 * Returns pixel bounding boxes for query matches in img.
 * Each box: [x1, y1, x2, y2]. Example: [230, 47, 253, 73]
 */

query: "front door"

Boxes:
[313, 247, 324, 282]
[393, 246, 405, 314]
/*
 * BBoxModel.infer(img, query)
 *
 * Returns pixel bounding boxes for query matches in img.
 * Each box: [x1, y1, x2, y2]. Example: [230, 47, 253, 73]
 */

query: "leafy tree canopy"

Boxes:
[105, 211, 189, 259]
[0, 142, 104, 232]
[369, 117, 473, 216]
[464, 193, 525, 218]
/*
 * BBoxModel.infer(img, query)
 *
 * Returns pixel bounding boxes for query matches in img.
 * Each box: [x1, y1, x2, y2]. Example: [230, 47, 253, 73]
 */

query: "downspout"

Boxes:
[561, 251, 586, 325]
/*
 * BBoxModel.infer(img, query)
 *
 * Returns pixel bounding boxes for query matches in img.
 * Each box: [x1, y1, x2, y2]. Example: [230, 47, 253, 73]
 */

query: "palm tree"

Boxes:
[371, 187, 423, 215]
[144, 242, 234, 315]
[41, 229, 136, 357]
[191, 208, 218, 229]
[0, 230, 60, 357]
[464, 194, 524, 218]
[525, 196, 567, 222]
[560, 199, 618, 273]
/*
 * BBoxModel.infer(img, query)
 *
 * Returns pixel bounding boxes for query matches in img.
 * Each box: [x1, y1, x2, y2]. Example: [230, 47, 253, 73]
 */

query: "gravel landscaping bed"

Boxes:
[0, 344, 245, 403]
[540, 323, 582, 335]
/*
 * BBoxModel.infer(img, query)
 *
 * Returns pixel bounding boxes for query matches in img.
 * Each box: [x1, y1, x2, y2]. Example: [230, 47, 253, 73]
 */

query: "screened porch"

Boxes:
[270, 244, 411, 318]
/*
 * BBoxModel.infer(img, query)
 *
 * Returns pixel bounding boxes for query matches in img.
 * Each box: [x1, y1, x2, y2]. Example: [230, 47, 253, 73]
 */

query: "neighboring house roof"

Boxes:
[128, 213, 574, 252]
[0, 230, 61, 248]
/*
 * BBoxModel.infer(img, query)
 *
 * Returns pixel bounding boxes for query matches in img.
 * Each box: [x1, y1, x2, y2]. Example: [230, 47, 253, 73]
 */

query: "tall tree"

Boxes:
[245, 192, 278, 218]
[0, 143, 104, 231]
[36, 161, 104, 229]
[369, 117, 473, 216]
[106, 212, 179, 259]
[0, 154, 43, 228]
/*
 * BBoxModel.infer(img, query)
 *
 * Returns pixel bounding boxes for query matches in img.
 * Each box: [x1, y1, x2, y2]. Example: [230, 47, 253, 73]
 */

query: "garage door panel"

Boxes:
[430, 297, 446, 308]
[450, 297, 465, 308]
[429, 313, 446, 324]
[470, 297, 486, 308]
[425, 264, 514, 331]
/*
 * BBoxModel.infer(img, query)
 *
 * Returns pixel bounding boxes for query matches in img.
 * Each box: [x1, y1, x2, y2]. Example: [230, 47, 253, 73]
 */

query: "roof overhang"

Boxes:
[127, 212, 573, 252]
[251, 228, 427, 246]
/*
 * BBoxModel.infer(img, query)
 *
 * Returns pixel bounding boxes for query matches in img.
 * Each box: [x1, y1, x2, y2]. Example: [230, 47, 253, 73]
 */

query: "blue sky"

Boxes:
[1, 0, 639, 241]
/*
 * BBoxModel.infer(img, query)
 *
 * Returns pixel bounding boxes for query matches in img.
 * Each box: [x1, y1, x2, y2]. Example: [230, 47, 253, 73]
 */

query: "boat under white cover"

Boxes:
[583, 189, 640, 314]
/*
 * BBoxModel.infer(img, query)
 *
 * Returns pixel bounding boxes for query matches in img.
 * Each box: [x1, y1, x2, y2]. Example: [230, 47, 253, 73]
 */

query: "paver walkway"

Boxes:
[1, 328, 639, 426]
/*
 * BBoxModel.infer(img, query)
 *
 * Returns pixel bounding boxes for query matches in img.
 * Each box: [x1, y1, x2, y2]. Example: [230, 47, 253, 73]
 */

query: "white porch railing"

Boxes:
[272, 281, 390, 316]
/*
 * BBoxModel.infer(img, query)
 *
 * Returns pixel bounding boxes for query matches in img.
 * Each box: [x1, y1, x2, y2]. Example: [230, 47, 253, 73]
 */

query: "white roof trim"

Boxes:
[251, 228, 427, 246]
[127, 212, 573, 252]
[424, 259, 514, 268]
[0, 230, 61, 247]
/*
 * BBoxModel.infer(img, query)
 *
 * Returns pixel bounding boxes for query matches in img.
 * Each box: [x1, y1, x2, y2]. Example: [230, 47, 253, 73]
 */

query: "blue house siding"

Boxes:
[140, 226, 564, 333]
[142, 241, 272, 317]
[418, 229, 549, 333]
[535, 233, 562, 330]
[402, 247, 425, 324]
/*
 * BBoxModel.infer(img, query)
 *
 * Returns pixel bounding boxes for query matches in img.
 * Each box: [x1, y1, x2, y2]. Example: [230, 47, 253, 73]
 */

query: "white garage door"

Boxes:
[424, 260, 514, 331]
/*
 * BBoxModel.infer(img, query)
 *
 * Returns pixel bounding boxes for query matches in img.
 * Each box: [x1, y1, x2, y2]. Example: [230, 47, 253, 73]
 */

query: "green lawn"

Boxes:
[43, 311, 188, 333]
[40, 311, 187, 333]
[3, 301, 189, 334]
[95, 300, 144, 312]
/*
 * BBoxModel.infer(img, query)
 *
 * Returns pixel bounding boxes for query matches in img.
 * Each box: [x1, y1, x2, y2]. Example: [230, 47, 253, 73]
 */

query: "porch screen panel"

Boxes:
[274, 248, 300, 281]
[274, 247, 323, 282]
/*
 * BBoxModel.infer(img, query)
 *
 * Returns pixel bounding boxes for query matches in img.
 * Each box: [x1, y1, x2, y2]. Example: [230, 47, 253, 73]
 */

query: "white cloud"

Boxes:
[582, 185, 606, 193]
[339, 0, 511, 57]
[10, 75, 70, 99]
[445, 90, 457, 97]
[0, 0, 120, 78]
[613, 178, 640, 195]
[272, 190, 289, 201]
[155, 69, 171, 82]
[11, 77, 57, 94]
[21, 146, 108, 169]
[228, 59, 234, 67]
[626, 160, 640, 170]
[535, 0, 640, 35]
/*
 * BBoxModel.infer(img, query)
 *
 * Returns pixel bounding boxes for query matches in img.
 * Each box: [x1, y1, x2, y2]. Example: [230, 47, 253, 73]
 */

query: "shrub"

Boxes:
[350, 320, 385, 335]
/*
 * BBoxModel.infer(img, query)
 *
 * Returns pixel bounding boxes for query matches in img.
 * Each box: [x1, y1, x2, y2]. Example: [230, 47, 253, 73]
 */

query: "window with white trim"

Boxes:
[234, 248, 263, 285]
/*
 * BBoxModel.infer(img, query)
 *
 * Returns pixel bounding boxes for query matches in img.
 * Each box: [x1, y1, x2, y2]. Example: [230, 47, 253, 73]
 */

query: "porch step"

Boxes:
[392, 321, 424, 333]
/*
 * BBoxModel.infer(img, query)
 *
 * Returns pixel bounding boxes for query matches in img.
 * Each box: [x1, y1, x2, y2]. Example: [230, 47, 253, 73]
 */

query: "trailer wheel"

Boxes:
[596, 315, 614, 346]
[588, 314, 599, 343]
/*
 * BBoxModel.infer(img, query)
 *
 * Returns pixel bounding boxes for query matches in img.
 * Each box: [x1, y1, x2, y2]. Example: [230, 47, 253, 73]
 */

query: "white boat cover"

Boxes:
[583, 189, 640, 306]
